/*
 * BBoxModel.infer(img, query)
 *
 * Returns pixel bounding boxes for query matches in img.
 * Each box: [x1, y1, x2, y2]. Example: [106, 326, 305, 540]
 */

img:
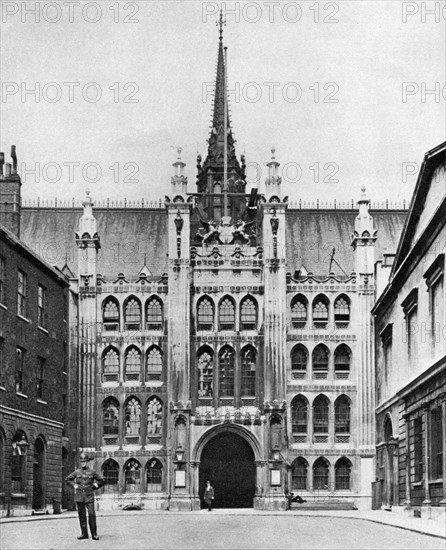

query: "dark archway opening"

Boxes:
[199, 431, 256, 508]
[33, 438, 45, 510]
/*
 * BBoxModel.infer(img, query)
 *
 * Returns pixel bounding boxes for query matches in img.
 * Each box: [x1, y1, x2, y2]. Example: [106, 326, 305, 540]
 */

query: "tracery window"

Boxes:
[125, 297, 141, 330]
[334, 345, 351, 379]
[218, 346, 235, 397]
[125, 398, 141, 438]
[335, 457, 352, 490]
[313, 457, 330, 490]
[146, 297, 163, 330]
[313, 296, 329, 326]
[197, 348, 213, 398]
[146, 459, 162, 492]
[102, 347, 119, 382]
[313, 395, 329, 434]
[335, 396, 351, 434]
[291, 395, 308, 434]
[103, 298, 119, 331]
[124, 459, 141, 492]
[125, 347, 141, 382]
[241, 346, 256, 397]
[147, 397, 163, 436]
[291, 345, 308, 378]
[197, 297, 214, 331]
[292, 457, 308, 491]
[334, 295, 350, 326]
[103, 398, 119, 441]
[102, 459, 119, 492]
[219, 297, 235, 331]
[240, 297, 257, 330]
[291, 295, 307, 327]
[312, 345, 329, 378]
[146, 346, 163, 381]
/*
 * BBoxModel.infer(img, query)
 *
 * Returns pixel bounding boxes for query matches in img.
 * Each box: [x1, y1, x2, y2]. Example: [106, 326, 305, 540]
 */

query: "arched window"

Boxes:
[291, 345, 308, 379]
[313, 457, 330, 490]
[334, 345, 351, 379]
[124, 459, 141, 492]
[146, 458, 162, 492]
[313, 295, 329, 327]
[11, 430, 28, 493]
[103, 298, 119, 331]
[219, 297, 235, 331]
[125, 397, 141, 440]
[335, 457, 352, 490]
[197, 297, 214, 331]
[335, 396, 351, 435]
[146, 297, 163, 330]
[291, 395, 308, 434]
[291, 457, 308, 491]
[241, 346, 256, 397]
[125, 346, 141, 382]
[102, 347, 120, 382]
[197, 347, 213, 398]
[146, 346, 163, 382]
[291, 295, 307, 328]
[124, 297, 141, 330]
[240, 296, 257, 330]
[102, 459, 119, 493]
[313, 395, 329, 434]
[312, 344, 329, 379]
[147, 397, 163, 437]
[219, 346, 235, 397]
[334, 295, 350, 326]
[102, 398, 119, 443]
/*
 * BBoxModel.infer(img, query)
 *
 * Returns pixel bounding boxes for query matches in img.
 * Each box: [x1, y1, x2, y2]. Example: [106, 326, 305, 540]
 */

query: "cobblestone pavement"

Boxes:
[1, 512, 444, 550]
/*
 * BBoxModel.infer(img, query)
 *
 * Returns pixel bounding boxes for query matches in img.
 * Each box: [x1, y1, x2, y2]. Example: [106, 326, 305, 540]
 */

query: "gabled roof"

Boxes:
[391, 141, 446, 276]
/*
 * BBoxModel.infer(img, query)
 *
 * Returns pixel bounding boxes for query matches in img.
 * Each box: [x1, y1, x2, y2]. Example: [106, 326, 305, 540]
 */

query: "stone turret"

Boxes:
[351, 186, 377, 275]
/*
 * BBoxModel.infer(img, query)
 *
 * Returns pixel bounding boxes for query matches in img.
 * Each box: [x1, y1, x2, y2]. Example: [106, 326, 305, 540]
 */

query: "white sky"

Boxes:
[1, 0, 445, 204]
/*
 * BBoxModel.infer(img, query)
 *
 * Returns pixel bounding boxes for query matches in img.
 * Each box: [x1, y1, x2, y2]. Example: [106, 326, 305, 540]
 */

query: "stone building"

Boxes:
[0, 148, 76, 515]
[16, 26, 408, 511]
[372, 142, 445, 514]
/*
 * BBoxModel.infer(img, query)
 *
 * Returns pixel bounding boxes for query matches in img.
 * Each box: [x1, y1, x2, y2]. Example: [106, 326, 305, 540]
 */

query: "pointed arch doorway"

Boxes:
[199, 431, 256, 508]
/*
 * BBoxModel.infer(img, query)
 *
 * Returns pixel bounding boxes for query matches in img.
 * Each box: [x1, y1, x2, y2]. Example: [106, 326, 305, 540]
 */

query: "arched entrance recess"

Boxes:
[33, 437, 46, 510]
[195, 425, 260, 508]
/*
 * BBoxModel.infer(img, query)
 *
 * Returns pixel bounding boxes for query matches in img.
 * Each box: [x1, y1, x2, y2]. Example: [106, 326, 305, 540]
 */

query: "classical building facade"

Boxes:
[14, 27, 409, 511]
[0, 148, 76, 515]
[372, 142, 445, 513]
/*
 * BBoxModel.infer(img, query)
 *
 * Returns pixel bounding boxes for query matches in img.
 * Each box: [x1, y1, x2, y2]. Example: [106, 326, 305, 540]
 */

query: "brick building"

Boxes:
[373, 142, 446, 514]
[0, 148, 76, 515]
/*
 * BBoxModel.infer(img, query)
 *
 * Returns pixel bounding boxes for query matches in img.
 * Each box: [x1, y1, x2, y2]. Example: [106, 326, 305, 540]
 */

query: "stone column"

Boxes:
[403, 415, 411, 507]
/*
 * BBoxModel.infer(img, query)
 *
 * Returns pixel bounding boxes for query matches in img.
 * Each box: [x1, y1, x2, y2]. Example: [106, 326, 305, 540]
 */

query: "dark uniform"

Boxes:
[66, 453, 104, 540]
[204, 482, 215, 511]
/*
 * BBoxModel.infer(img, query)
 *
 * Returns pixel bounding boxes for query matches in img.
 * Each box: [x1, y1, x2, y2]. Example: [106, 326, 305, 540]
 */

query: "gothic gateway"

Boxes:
[17, 26, 407, 511]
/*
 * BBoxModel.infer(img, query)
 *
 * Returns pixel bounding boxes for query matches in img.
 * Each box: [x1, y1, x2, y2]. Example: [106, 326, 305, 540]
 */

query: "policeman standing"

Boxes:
[66, 451, 104, 540]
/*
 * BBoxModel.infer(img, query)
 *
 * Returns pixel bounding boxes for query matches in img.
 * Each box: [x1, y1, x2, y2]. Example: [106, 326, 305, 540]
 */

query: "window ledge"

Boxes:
[36, 399, 47, 405]
[62, 371, 67, 376]
[11, 493, 26, 499]
[17, 314, 30, 323]
[429, 479, 443, 484]
[0, 386, 5, 391]
[38, 326, 48, 334]
[0, 303, 7, 311]
[16, 392, 28, 399]
[412, 482, 423, 487]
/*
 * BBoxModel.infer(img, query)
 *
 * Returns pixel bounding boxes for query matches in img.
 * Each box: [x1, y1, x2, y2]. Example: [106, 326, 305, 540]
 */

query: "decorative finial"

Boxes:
[216, 7, 226, 40]
[271, 146, 276, 158]
[176, 146, 182, 158]
[86, 189, 90, 196]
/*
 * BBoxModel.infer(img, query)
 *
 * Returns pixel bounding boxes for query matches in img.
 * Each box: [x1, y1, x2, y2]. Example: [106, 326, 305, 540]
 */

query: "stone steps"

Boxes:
[291, 500, 357, 511]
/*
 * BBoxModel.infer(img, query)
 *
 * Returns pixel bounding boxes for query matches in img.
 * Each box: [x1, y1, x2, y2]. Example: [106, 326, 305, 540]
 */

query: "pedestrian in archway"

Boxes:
[66, 451, 104, 540]
[204, 480, 215, 511]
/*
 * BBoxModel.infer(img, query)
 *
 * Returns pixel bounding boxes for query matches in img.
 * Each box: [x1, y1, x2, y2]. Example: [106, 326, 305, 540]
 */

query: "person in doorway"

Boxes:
[66, 451, 104, 540]
[204, 480, 215, 511]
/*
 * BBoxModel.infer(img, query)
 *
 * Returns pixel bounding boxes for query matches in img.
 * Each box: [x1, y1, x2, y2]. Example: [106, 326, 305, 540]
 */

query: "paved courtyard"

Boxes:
[1, 512, 444, 550]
